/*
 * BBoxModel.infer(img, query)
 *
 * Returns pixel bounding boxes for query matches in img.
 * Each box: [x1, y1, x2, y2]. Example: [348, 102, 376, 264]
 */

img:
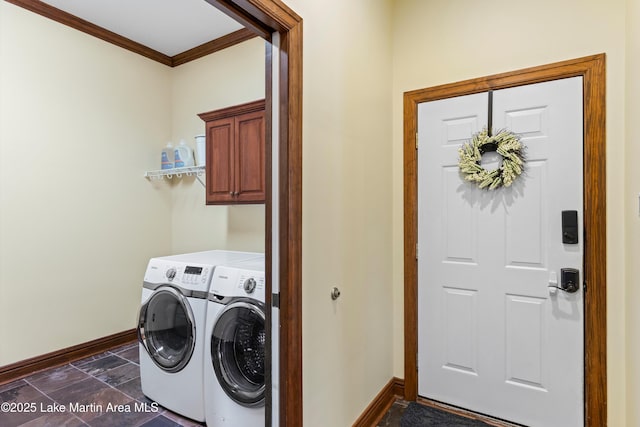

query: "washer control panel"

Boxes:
[180, 265, 209, 285]
[145, 261, 211, 289]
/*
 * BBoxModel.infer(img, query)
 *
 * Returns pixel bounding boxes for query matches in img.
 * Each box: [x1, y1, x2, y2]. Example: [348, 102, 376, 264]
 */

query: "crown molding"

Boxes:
[6, 0, 257, 67]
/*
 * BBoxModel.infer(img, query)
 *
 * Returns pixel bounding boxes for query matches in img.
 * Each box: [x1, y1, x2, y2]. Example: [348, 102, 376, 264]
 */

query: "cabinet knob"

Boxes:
[229, 191, 234, 196]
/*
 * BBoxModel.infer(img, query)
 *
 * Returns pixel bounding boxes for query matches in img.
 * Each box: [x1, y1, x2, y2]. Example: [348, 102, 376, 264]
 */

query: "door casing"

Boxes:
[204, 2, 303, 427]
[403, 54, 606, 426]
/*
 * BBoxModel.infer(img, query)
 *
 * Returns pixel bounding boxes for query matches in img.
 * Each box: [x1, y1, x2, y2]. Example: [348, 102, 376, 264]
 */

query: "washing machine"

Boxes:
[137, 250, 262, 422]
[204, 257, 266, 426]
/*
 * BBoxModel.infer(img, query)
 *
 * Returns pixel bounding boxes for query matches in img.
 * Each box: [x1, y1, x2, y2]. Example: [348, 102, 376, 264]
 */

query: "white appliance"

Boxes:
[137, 250, 262, 422]
[204, 257, 266, 426]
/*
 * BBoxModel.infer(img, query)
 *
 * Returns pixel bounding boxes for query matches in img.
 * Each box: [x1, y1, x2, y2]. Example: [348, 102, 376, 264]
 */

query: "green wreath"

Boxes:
[458, 129, 525, 190]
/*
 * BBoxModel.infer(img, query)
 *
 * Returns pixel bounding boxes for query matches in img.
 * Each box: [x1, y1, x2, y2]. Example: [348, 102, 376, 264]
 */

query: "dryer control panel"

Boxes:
[210, 265, 266, 303]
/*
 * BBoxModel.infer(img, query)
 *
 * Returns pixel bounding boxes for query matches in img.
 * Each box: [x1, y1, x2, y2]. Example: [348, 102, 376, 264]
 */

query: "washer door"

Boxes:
[211, 300, 266, 407]
[138, 287, 196, 373]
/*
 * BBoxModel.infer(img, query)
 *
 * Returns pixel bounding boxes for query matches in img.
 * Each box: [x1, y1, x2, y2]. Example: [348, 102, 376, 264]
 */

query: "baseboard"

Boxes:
[352, 377, 405, 427]
[0, 329, 137, 385]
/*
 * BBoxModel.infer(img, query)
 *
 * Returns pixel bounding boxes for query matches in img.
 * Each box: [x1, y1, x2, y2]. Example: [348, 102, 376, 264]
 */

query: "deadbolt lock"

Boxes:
[560, 268, 580, 293]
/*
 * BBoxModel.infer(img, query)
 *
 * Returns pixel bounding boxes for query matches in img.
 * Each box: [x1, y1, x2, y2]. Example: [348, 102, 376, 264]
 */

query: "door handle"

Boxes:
[548, 271, 559, 295]
[560, 268, 580, 293]
[548, 269, 580, 295]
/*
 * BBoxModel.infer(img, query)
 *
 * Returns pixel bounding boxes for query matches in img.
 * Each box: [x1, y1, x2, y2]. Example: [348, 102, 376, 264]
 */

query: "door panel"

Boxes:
[418, 77, 583, 427]
[443, 166, 478, 263]
[442, 287, 478, 375]
[235, 110, 266, 201]
[504, 294, 546, 389]
[505, 160, 546, 267]
[206, 117, 235, 203]
[418, 90, 488, 411]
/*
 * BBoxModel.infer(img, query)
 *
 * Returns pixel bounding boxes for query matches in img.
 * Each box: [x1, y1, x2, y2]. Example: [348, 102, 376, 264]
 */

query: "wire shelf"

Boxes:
[144, 165, 205, 187]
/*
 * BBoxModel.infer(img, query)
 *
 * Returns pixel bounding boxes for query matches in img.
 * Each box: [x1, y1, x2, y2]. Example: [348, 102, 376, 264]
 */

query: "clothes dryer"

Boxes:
[204, 257, 266, 426]
[137, 250, 261, 422]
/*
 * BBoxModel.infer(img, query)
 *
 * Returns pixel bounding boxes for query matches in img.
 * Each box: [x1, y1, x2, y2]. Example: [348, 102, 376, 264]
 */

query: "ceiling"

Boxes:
[39, 0, 244, 57]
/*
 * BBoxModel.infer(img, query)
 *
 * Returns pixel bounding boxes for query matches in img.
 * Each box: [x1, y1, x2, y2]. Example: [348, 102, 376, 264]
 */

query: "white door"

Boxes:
[417, 77, 584, 427]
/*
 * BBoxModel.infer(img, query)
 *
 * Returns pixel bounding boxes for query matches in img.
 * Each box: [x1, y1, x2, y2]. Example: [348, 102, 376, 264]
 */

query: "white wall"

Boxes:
[0, 2, 172, 365]
[283, 0, 395, 425]
[169, 38, 265, 254]
[0, 3, 266, 366]
[625, 0, 640, 425]
[391, 0, 628, 425]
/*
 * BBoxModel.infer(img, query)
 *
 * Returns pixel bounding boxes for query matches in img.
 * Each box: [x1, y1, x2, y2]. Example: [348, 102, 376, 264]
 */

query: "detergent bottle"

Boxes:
[174, 140, 194, 168]
[161, 142, 174, 169]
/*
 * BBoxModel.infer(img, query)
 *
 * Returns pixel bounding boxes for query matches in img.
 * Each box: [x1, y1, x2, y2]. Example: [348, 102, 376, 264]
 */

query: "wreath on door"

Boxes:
[458, 129, 525, 190]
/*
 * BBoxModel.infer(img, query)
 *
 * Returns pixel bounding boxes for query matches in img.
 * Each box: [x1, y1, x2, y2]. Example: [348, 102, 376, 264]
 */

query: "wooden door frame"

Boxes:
[204, 1, 303, 426]
[403, 54, 606, 426]
[3, 0, 302, 424]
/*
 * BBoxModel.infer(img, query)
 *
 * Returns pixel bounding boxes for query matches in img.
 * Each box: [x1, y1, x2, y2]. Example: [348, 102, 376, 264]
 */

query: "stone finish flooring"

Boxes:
[1, 342, 407, 427]
[0, 343, 204, 427]
[376, 399, 409, 426]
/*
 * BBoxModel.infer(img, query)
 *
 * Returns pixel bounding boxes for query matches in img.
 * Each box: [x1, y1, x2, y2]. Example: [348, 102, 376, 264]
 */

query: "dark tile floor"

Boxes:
[1, 342, 409, 427]
[376, 399, 408, 426]
[0, 343, 204, 427]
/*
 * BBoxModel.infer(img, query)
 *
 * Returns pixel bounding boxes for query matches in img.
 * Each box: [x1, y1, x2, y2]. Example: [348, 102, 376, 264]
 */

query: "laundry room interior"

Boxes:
[1, 0, 640, 427]
[0, 5, 266, 365]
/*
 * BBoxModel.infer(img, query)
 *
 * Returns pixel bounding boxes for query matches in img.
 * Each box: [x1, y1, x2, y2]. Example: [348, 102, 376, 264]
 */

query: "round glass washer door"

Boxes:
[211, 300, 266, 407]
[138, 287, 196, 373]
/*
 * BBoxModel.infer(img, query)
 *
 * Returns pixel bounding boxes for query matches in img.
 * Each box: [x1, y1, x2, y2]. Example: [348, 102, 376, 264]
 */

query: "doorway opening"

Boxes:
[203, 2, 303, 426]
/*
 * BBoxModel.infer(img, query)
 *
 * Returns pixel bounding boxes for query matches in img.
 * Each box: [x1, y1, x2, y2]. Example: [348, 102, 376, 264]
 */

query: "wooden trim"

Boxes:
[391, 377, 405, 398]
[352, 378, 518, 427]
[202, 2, 303, 426]
[277, 20, 303, 427]
[5, 0, 173, 66]
[582, 53, 607, 427]
[403, 88, 419, 401]
[202, 0, 273, 40]
[172, 28, 258, 67]
[232, 0, 302, 32]
[403, 54, 607, 426]
[264, 39, 274, 427]
[0, 329, 137, 386]
[204, 0, 300, 36]
[6, 0, 259, 67]
[198, 99, 266, 123]
[352, 377, 405, 427]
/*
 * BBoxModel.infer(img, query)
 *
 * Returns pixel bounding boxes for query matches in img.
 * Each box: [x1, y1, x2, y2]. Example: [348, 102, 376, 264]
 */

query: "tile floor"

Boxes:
[376, 400, 408, 426]
[0, 342, 204, 427]
[1, 342, 406, 427]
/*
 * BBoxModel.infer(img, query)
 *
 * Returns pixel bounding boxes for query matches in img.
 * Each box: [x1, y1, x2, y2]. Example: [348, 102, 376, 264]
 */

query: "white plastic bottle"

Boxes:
[195, 135, 206, 166]
[174, 140, 194, 168]
[161, 142, 174, 169]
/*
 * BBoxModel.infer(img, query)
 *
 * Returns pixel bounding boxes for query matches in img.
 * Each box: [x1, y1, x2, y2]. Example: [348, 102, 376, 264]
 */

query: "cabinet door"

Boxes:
[205, 117, 235, 204]
[234, 110, 265, 203]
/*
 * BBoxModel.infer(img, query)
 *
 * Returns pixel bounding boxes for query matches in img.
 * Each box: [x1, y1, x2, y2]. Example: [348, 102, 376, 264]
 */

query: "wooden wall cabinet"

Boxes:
[198, 100, 265, 205]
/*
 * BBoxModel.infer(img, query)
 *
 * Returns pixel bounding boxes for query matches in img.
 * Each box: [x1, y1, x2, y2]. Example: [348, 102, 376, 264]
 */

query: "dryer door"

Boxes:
[211, 300, 266, 407]
[138, 286, 196, 373]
